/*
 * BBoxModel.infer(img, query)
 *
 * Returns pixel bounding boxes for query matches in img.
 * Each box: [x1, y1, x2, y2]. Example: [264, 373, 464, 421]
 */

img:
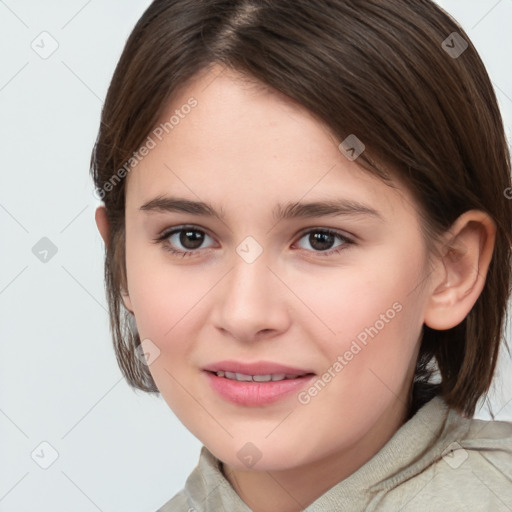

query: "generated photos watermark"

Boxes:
[93, 97, 198, 200]
[298, 301, 403, 405]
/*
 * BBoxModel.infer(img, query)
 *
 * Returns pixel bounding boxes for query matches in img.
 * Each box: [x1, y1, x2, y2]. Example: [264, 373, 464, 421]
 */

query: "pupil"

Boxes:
[180, 230, 204, 249]
[310, 232, 334, 251]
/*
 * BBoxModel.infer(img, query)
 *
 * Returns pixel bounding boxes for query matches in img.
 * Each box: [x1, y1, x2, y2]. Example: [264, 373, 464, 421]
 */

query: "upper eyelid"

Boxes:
[162, 225, 217, 242]
[295, 226, 354, 241]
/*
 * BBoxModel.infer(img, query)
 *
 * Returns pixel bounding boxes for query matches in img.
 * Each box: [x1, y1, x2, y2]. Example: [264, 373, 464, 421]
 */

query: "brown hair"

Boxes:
[90, 0, 512, 418]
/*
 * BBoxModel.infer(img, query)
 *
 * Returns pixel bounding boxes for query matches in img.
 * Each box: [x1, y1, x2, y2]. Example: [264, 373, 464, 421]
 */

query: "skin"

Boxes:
[95, 64, 496, 512]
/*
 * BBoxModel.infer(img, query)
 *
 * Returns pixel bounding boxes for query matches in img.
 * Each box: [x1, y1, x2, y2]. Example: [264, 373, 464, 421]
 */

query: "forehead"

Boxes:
[124, 66, 414, 222]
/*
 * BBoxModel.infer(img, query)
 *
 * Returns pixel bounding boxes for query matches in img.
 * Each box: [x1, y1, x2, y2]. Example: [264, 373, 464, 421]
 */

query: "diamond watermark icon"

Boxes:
[236, 236, 263, 264]
[135, 338, 161, 366]
[441, 441, 468, 469]
[237, 442, 262, 468]
[32, 237, 58, 263]
[338, 134, 365, 161]
[31, 441, 59, 469]
[442, 32, 468, 59]
[31, 31, 59, 59]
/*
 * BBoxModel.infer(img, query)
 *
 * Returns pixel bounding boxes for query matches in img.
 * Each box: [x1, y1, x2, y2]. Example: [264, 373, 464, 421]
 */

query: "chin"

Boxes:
[205, 436, 316, 473]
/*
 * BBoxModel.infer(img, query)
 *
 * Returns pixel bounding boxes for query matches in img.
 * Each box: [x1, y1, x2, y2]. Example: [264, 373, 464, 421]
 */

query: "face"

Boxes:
[119, 65, 433, 472]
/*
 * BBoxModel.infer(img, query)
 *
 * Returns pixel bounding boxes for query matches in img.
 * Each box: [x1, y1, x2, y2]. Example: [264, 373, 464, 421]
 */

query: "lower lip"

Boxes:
[204, 371, 316, 406]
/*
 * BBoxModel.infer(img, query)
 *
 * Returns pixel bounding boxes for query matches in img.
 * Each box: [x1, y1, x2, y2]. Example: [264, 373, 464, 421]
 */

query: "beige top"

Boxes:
[157, 395, 512, 511]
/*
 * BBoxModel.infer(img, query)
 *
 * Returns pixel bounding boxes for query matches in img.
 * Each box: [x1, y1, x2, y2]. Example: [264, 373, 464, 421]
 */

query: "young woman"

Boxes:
[91, 1, 512, 510]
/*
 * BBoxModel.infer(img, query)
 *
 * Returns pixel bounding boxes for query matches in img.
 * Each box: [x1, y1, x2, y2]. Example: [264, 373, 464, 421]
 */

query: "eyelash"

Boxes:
[153, 225, 355, 258]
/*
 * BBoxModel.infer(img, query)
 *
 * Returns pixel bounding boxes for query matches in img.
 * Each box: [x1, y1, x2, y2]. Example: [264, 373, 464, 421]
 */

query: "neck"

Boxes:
[221, 397, 408, 512]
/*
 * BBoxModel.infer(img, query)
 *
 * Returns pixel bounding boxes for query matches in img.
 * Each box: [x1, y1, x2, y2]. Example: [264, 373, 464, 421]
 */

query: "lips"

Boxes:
[202, 360, 315, 377]
[203, 365, 316, 406]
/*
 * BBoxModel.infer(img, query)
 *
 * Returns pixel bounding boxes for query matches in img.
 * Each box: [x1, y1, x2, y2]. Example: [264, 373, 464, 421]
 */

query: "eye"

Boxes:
[154, 226, 215, 257]
[294, 229, 354, 255]
[154, 226, 354, 258]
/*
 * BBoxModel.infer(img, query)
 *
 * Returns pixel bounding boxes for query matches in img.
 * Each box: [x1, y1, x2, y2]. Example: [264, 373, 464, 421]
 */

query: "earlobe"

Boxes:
[95, 205, 110, 246]
[424, 210, 496, 330]
[121, 290, 134, 314]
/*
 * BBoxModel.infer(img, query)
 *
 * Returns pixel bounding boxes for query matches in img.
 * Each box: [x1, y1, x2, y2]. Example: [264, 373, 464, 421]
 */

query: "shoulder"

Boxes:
[444, 412, 512, 479]
[154, 489, 191, 512]
[152, 445, 246, 512]
[393, 413, 512, 512]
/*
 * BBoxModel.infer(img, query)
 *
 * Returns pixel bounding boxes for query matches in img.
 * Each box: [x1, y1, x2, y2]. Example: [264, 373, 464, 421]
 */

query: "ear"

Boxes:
[94, 206, 134, 314]
[95, 205, 110, 246]
[424, 210, 496, 330]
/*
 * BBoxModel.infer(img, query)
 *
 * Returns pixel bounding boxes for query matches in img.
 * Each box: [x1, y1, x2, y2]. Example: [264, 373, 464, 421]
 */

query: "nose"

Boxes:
[212, 250, 292, 343]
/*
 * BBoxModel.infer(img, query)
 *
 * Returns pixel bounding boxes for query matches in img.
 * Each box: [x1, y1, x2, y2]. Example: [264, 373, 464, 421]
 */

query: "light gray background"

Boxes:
[0, 1, 511, 511]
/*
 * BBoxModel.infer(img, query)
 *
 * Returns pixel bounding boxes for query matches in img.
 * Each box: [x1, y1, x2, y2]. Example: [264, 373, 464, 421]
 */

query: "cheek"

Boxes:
[294, 249, 426, 392]
[125, 256, 212, 411]
[125, 234, 211, 340]
[294, 251, 423, 338]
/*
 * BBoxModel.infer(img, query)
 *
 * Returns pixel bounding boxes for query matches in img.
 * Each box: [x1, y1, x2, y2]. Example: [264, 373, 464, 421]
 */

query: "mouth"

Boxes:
[205, 370, 314, 382]
[202, 360, 315, 377]
[202, 361, 316, 406]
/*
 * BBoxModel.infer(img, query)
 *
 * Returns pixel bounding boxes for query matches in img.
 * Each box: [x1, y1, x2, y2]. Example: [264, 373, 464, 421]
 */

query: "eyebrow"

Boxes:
[139, 195, 383, 222]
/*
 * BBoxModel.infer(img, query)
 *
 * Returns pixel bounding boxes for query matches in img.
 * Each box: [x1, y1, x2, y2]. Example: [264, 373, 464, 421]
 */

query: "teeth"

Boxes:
[236, 372, 253, 381]
[215, 371, 305, 382]
[253, 375, 272, 382]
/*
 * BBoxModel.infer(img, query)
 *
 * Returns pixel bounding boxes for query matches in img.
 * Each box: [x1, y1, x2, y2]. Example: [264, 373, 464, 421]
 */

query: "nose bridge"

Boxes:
[213, 241, 290, 339]
[226, 244, 275, 308]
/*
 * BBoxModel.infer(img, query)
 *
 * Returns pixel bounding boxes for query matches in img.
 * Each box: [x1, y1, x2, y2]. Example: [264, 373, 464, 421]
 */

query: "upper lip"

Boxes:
[203, 360, 315, 376]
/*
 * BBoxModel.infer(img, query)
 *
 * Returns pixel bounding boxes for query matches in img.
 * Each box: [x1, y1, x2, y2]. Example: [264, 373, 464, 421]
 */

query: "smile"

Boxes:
[213, 371, 308, 382]
[204, 371, 315, 406]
